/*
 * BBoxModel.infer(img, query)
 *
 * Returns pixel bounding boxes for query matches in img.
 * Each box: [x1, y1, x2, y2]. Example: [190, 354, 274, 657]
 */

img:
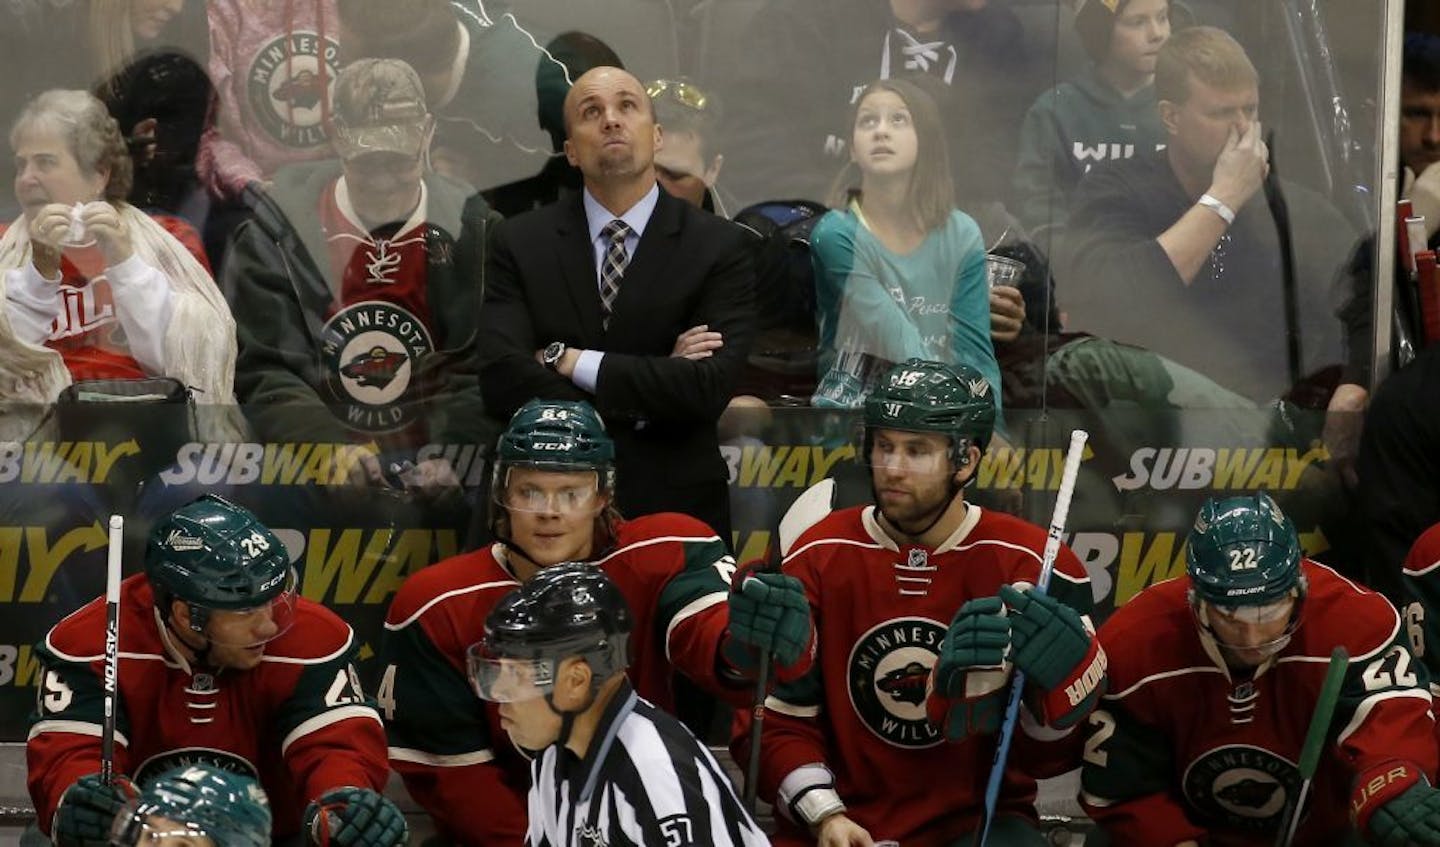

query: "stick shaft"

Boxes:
[979, 430, 1088, 846]
[1276, 646, 1348, 847]
[102, 514, 123, 784]
[743, 650, 771, 812]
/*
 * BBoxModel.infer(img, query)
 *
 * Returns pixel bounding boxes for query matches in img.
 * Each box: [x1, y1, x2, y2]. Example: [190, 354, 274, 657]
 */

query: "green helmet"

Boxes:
[863, 359, 997, 456]
[1186, 493, 1304, 606]
[145, 495, 296, 637]
[111, 764, 271, 847]
[493, 400, 616, 501]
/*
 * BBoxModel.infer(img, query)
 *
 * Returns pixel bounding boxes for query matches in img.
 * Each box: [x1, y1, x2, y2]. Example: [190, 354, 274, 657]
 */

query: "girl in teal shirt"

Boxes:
[812, 77, 1001, 417]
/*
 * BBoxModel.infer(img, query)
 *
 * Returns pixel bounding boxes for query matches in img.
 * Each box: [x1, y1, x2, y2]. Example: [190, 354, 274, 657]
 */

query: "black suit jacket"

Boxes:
[478, 186, 756, 521]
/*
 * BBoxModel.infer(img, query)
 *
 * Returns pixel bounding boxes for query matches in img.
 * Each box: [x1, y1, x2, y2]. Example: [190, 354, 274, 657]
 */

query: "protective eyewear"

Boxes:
[1208, 596, 1296, 625]
[646, 79, 709, 111]
[467, 641, 555, 703]
[497, 478, 602, 515]
[111, 809, 216, 846]
[204, 569, 299, 648]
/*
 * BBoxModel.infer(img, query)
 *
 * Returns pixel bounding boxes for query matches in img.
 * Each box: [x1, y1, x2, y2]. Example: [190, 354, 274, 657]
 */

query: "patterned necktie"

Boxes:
[599, 219, 632, 329]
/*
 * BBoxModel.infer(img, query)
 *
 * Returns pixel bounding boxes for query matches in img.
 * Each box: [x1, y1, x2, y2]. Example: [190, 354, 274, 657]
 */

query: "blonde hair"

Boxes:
[88, 0, 138, 92]
[11, 90, 134, 202]
[826, 78, 954, 233]
[1155, 25, 1258, 104]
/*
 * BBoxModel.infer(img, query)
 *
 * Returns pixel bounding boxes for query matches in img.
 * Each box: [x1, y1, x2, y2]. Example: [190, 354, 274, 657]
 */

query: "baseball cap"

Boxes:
[330, 58, 432, 160]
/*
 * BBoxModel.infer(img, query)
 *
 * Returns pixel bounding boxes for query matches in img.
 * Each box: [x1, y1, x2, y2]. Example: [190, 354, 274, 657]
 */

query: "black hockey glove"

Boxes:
[53, 772, 138, 846]
[305, 786, 408, 847]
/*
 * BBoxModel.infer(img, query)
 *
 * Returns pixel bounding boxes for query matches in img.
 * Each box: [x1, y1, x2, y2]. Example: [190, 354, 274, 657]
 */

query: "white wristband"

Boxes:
[1198, 194, 1236, 226]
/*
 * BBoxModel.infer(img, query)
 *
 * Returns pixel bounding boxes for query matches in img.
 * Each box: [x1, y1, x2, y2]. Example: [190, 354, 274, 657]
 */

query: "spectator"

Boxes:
[483, 31, 624, 218]
[0, 89, 234, 431]
[1057, 26, 1362, 408]
[810, 78, 1002, 419]
[226, 58, 496, 490]
[478, 65, 755, 542]
[98, 51, 218, 249]
[1012, 0, 1171, 237]
[199, 0, 340, 203]
[650, 77, 731, 216]
[719, 0, 1037, 209]
[337, 0, 552, 196]
[1401, 32, 1440, 251]
[1356, 32, 1440, 602]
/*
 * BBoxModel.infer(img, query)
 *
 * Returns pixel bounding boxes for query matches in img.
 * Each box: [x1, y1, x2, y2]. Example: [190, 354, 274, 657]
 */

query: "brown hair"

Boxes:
[826, 78, 954, 233]
[11, 89, 133, 202]
[1155, 25, 1257, 105]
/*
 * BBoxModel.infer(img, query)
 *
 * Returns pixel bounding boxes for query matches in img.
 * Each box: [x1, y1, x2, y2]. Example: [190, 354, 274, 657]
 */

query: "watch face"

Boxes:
[545, 342, 564, 365]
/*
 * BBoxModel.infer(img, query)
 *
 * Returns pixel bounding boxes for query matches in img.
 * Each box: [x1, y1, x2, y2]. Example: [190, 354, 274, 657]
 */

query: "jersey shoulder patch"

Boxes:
[386, 546, 514, 626]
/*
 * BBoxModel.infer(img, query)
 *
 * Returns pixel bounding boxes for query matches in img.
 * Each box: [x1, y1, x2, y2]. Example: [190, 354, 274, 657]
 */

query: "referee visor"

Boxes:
[467, 641, 555, 703]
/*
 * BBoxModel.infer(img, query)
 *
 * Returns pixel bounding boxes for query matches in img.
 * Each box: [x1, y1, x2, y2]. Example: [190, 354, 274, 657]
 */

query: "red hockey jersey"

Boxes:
[1080, 561, 1438, 846]
[380, 512, 744, 846]
[754, 503, 1095, 847]
[27, 574, 388, 840]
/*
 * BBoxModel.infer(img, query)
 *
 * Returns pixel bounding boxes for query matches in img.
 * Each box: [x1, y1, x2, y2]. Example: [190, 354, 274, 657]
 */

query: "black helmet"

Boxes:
[468, 563, 632, 702]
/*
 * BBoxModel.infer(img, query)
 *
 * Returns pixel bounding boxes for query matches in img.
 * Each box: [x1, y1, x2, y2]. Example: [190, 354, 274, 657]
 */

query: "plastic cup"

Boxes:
[985, 254, 1025, 289]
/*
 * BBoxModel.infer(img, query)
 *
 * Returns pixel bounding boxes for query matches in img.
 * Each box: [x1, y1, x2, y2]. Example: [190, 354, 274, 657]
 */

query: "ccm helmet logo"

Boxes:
[533, 441, 573, 451]
[258, 572, 288, 592]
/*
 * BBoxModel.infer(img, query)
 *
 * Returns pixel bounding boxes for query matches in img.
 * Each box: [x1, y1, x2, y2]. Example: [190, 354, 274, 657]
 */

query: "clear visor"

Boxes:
[1197, 592, 1301, 661]
[111, 809, 216, 846]
[467, 641, 555, 703]
[863, 430, 957, 475]
[204, 569, 299, 648]
[494, 470, 603, 516]
[1207, 597, 1295, 624]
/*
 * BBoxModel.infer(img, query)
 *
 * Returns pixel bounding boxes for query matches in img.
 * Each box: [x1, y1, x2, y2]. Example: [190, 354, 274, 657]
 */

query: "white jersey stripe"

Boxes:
[280, 704, 381, 754]
[664, 592, 728, 661]
[388, 746, 495, 766]
[384, 579, 520, 631]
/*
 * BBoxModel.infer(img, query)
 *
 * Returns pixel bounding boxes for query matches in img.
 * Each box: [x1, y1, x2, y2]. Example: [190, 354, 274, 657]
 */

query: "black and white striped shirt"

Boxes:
[526, 681, 770, 847]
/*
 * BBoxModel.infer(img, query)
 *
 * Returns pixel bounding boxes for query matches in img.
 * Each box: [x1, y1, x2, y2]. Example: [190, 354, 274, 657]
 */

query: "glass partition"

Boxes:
[0, 0, 1408, 748]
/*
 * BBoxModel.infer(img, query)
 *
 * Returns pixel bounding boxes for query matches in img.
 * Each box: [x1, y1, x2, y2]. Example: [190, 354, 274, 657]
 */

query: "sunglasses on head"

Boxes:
[646, 79, 708, 111]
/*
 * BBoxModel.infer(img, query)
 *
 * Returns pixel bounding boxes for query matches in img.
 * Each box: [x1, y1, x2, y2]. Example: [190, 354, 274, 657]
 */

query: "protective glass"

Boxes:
[202, 568, 299, 648]
[467, 641, 554, 703]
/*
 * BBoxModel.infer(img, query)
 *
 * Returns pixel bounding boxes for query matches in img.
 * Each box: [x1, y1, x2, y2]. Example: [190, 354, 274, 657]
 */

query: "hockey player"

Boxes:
[471, 563, 770, 846]
[380, 398, 812, 844]
[28, 494, 405, 846]
[109, 764, 272, 847]
[751, 358, 1104, 847]
[1081, 493, 1440, 845]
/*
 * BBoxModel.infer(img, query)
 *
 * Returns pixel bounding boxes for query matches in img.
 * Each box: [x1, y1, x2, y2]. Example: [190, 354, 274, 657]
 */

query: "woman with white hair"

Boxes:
[0, 89, 234, 419]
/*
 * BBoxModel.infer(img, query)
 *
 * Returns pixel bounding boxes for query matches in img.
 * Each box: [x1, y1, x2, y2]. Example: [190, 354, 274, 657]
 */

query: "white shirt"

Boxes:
[571, 183, 661, 392]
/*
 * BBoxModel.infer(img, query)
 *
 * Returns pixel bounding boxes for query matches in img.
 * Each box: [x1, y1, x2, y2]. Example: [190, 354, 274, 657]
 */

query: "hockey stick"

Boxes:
[978, 429, 1088, 847]
[742, 479, 836, 812]
[1275, 646, 1348, 847]
[102, 513, 123, 784]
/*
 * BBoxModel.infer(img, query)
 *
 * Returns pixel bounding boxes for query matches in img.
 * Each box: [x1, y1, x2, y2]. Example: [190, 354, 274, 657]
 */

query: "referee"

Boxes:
[470, 563, 769, 847]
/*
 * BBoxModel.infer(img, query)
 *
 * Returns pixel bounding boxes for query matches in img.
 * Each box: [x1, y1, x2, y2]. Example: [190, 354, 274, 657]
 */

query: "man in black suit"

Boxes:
[478, 66, 756, 545]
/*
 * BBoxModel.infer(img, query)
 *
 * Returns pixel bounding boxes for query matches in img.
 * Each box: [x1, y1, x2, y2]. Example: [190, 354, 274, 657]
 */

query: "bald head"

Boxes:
[562, 65, 662, 194]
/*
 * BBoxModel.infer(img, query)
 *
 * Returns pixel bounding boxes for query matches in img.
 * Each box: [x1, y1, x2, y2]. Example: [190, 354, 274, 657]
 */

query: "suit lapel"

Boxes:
[554, 193, 605, 343]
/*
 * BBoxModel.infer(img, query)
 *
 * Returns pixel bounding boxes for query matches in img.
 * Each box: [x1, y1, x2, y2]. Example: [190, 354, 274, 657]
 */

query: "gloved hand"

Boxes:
[1358, 763, 1440, 846]
[724, 570, 813, 671]
[999, 584, 1106, 729]
[53, 772, 138, 846]
[304, 786, 409, 847]
[927, 597, 1011, 740]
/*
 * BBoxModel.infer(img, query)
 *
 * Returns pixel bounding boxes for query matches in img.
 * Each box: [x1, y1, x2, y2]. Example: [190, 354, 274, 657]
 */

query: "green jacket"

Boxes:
[226, 160, 500, 447]
[1012, 66, 1166, 236]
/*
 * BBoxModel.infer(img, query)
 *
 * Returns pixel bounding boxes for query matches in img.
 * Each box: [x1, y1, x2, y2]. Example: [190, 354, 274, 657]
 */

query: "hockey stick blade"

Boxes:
[979, 430, 1088, 846]
[1275, 646, 1348, 847]
[102, 514, 123, 784]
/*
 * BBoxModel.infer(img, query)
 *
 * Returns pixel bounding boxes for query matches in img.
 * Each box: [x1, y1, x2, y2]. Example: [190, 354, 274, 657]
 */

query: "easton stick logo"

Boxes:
[1182, 744, 1300, 832]
[847, 617, 945, 749]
